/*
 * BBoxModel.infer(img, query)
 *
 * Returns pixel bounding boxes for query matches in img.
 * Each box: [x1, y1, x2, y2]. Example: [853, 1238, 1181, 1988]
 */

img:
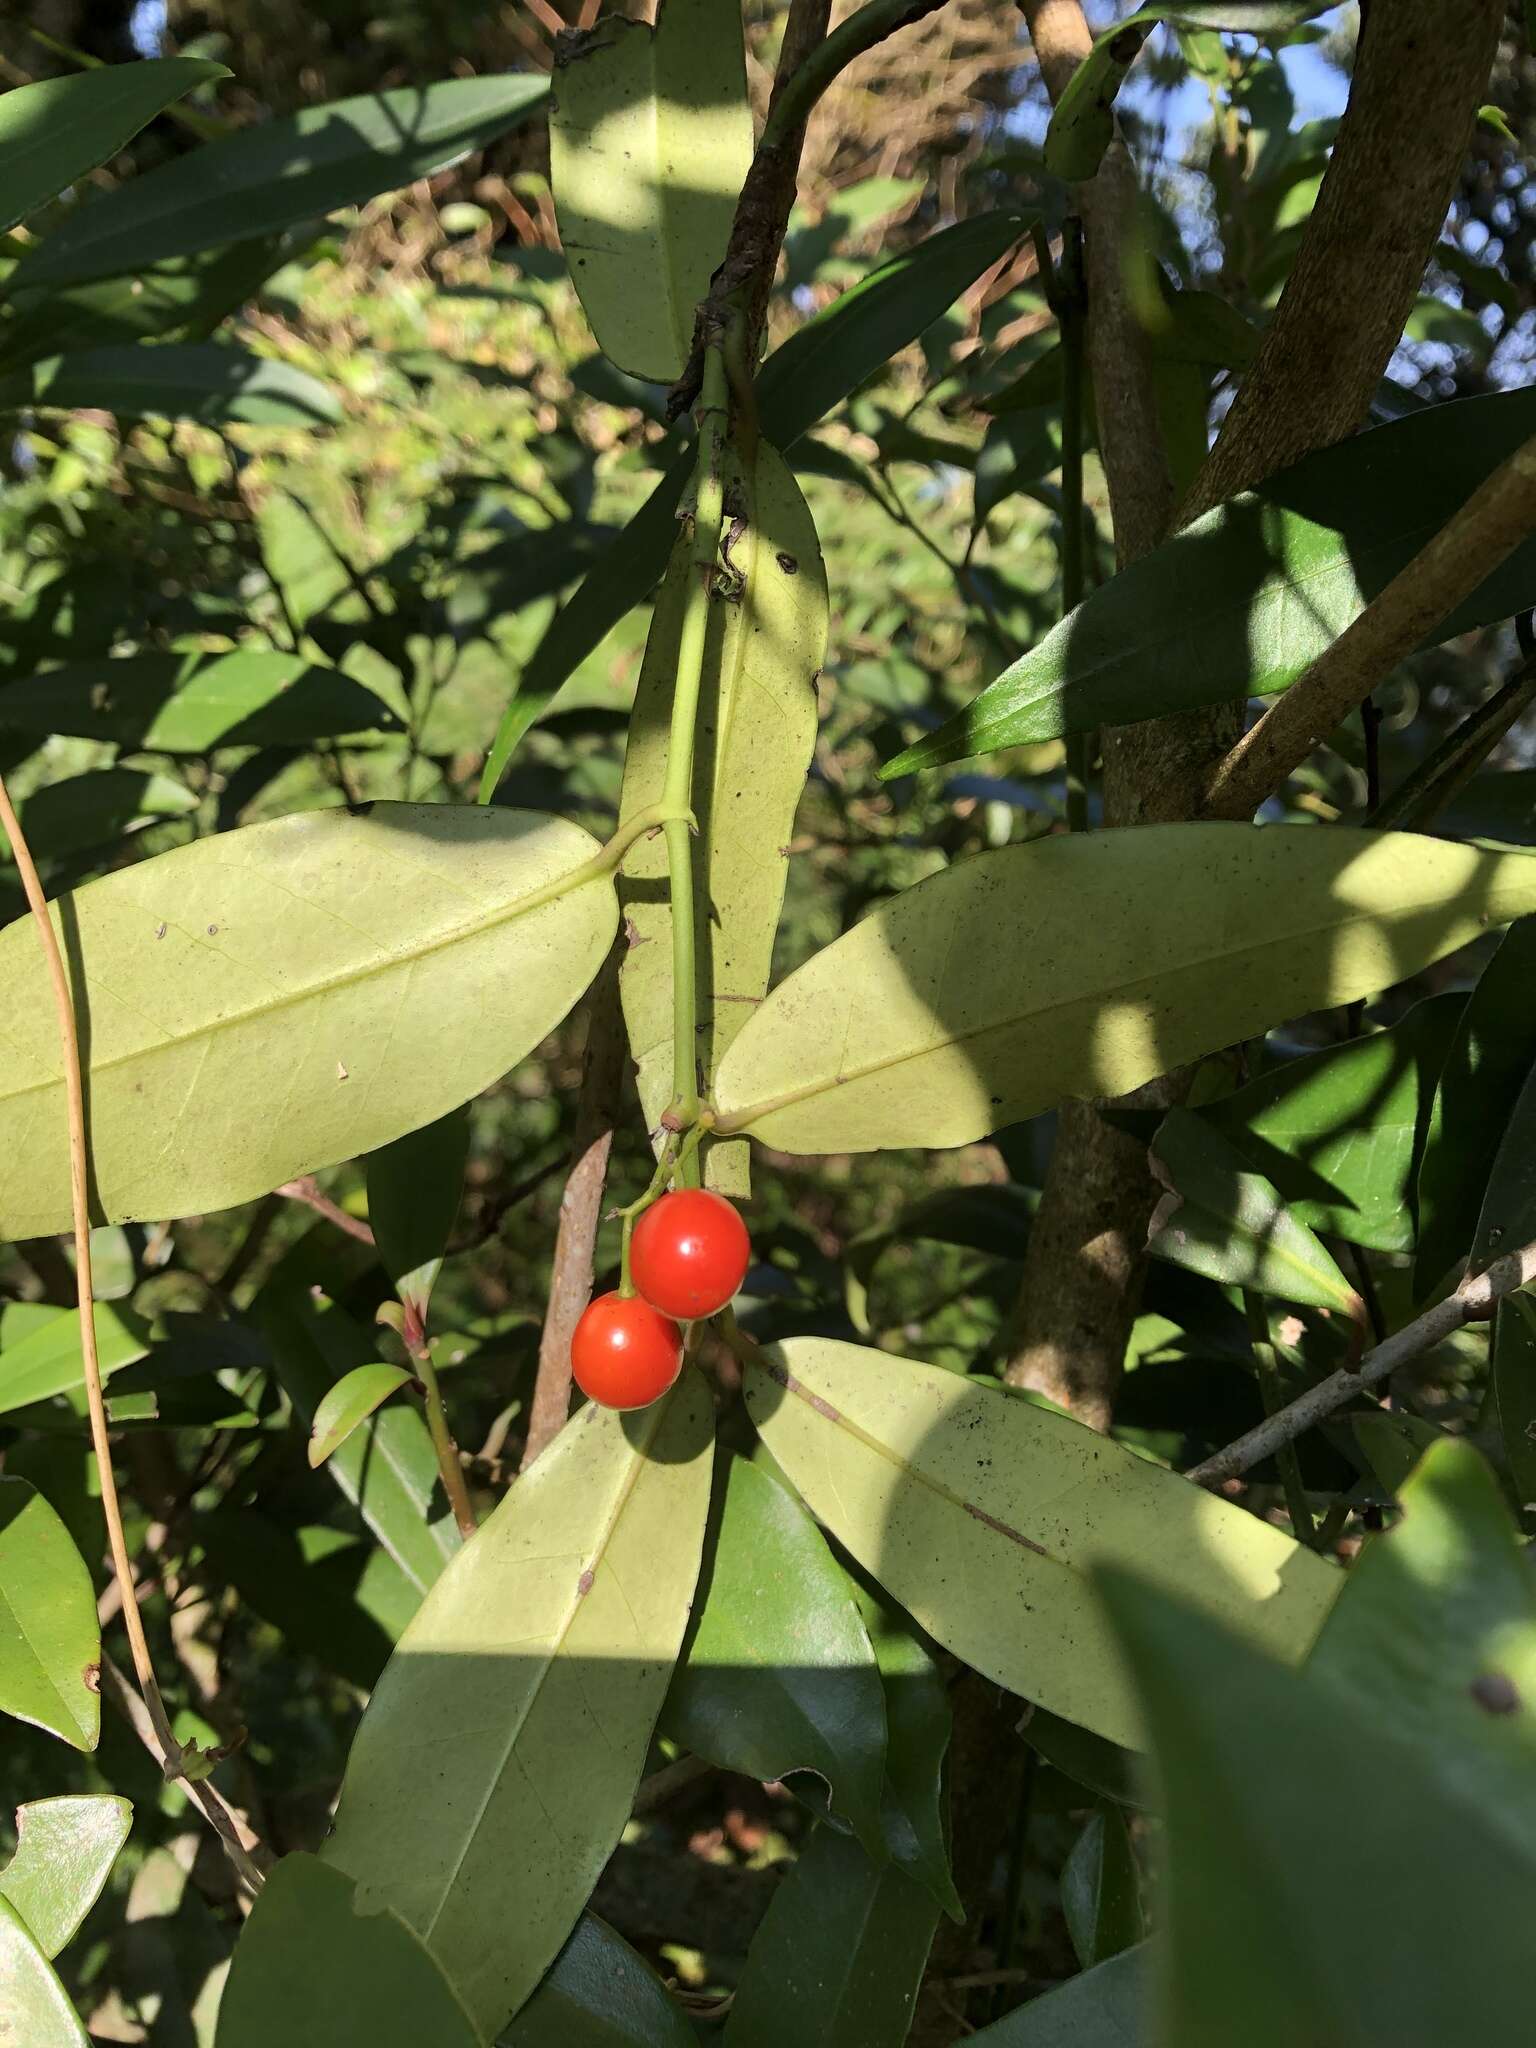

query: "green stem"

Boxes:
[1057, 218, 1089, 831]
[1244, 1291, 1315, 1546]
[662, 346, 731, 1132]
[410, 1338, 478, 1541]
[760, 0, 952, 150]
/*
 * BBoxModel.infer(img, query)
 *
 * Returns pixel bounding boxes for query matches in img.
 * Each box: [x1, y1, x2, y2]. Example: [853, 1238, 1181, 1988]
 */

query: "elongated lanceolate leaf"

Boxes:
[0, 650, 400, 752]
[0, 803, 615, 1239]
[479, 213, 1027, 794]
[1046, 6, 1329, 182]
[618, 438, 825, 1191]
[744, 1338, 1337, 1752]
[0, 344, 340, 427]
[0, 60, 227, 236]
[550, 0, 752, 381]
[887, 389, 1536, 778]
[713, 825, 1536, 1156]
[17, 75, 550, 289]
[323, 1375, 714, 2039]
[1492, 1294, 1536, 1511]
[0, 1795, 132, 1959]
[308, 1365, 414, 1469]
[499, 1913, 696, 2048]
[0, 1479, 100, 1752]
[0, 1896, 88, 2048]
[0, 1304, 149, 1419]
[216, 1855, 482, 2048]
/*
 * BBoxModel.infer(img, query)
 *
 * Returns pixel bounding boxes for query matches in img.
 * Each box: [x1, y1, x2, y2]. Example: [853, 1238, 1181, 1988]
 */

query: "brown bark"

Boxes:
[520, 951, 627, 1470]
[1004, 0, 1504, 1426]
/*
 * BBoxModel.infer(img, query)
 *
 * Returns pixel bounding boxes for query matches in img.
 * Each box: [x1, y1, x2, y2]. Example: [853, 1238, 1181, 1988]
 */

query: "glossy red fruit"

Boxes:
[571, 1291, 683, 1410]
[630, 1188, 751, 1320]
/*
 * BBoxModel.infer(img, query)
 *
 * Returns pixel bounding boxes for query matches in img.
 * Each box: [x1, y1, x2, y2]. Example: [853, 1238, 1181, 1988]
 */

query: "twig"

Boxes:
[273, 1173, 375, 1245]
[1368, 646, 1536, 832]
[1187, 1238, 1536, 1486]
[98, 1656, 264, 1885]
[0, 772, 263, 1896]
[1200, 432, 1536, 820]
[521, 950, 628, 1470]
[1053, 217, 1088, 828]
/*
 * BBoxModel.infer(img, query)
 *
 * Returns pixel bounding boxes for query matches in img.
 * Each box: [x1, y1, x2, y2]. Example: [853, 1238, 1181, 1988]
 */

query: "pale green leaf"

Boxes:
[307, 1365, 415, 1469]
[887, 390, 1536, 777]
[725, 1826, 938, 2048]
[0, 1794, 132, 1959]
[0, 345, 340, 426]
[618, 438, 826, 1192]
[215, 1854, 483, 2048]
[744, 1338, 1337, 1751]
[0, 650, 400, 752]
[498, 1913, 695, 2047]
[550, 0, 752, 381]
[16, 75, 550, 289]
[0, 803, 615, 1239]
[713, 826, 1536, 1156]
[0, 1895, 88, 2048]
[323, 1373, 714, 2039]
[0, 1478, 100, 1751]
[0, 59, 228, 236]
[0, 1303, 150, 1419]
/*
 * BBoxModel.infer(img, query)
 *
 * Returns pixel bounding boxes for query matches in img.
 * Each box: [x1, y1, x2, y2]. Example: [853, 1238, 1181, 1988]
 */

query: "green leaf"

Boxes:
[0, 650, 400, 752]
[195, 1513, 412, 1691]
[481, 214, 1028, 791]
[713, 825, 1536, 1156]
[497, 1913, 695, 2048]
[0, 1794, 132, 1959]
[0, 1895, 88, 2048]
[8, 768, 197, 864]
[0, 1478, 100, 1752]
[1351, 1409, 1444, 1500]
[1469, 1059, 1536, 1275]
[618, 438, 826, 1193]
[1046, 6, 1330, 182]
[215, 1854, 482, 2048]
[367, 1105, 470, 1319]
[307, 1364, 415, 1469]
[323, 1374, 714, 2040]
[1195, 994, 1463, 1253]
[848, 1577, 961, 1920]
[0, 344, 339, 426]
[0, 803, 616, 1238]
[664, 1455, 890, 1859]
[964, 1945, 1147, 2044]
[1147, 1108, 1361, 1316]
[549, 0, 752, 382]
[0, 59, 228, 236]
[16, 75, 550, 289]
[0, 1304, 150, 1419]
[886, 389, 1536, 778]
[1060, 1807, 1143, 1969]
[1099, 1446, 1536, 2045]
[724, 1826, 939, 2048]
[1416, 916, 1536, 1297]
[744, 1338, 1337, 1752]
[258, 1285, 457, 1599]
[1491, 1294, 1536, 1512]
[845, 1183, 1036, 1334]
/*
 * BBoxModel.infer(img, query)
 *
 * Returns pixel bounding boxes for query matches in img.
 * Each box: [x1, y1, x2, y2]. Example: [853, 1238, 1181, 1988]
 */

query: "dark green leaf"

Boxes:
[724, 1827, 939, 2048]
[1022, 1710, 1144, 1809]
[215, 1854, 481, 2048]
[0, 59, 228, 236]
[1350, 1410, 1445, 1499]
[886, 390, 1536, 777]
[964, 1945, 1147, 2045]
[0, 1478, 100, 1752]
[0, 1794, 132, 1959]
[1491, 1294, 1536, 1511]
[1198, 995, 1463, 1252]
[195, 1513, 412, 1691]
[307, 1365, 415, 1470]
[1416, 917, 1536, 1297]
[8, 768, 196, 864]
[664, 1455, 889, 1860]
[0, 650, 400, 752]
[1147, 1108, 1362, 1315]
[1470, 1058, 1536, 1274]
[498, 1913, 695, 2048]
[367, 1106, 470, 1319]
[0, 1895, 88, 2048]
[1060, 1807, 1143, 1969]
[18, 75, 550, 289]
[0, 344, 340, 426]
[848, 1577, 961, 1919]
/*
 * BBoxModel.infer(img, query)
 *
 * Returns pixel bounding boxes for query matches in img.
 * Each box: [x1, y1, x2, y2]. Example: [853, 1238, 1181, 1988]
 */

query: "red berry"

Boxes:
[571, 1291, 683, 1410]
[630, 1188, 751, 1321]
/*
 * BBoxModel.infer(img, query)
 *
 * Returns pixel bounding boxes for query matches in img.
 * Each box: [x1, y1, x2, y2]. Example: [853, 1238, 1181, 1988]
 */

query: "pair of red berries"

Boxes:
[571, 1188, 750, 1411]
